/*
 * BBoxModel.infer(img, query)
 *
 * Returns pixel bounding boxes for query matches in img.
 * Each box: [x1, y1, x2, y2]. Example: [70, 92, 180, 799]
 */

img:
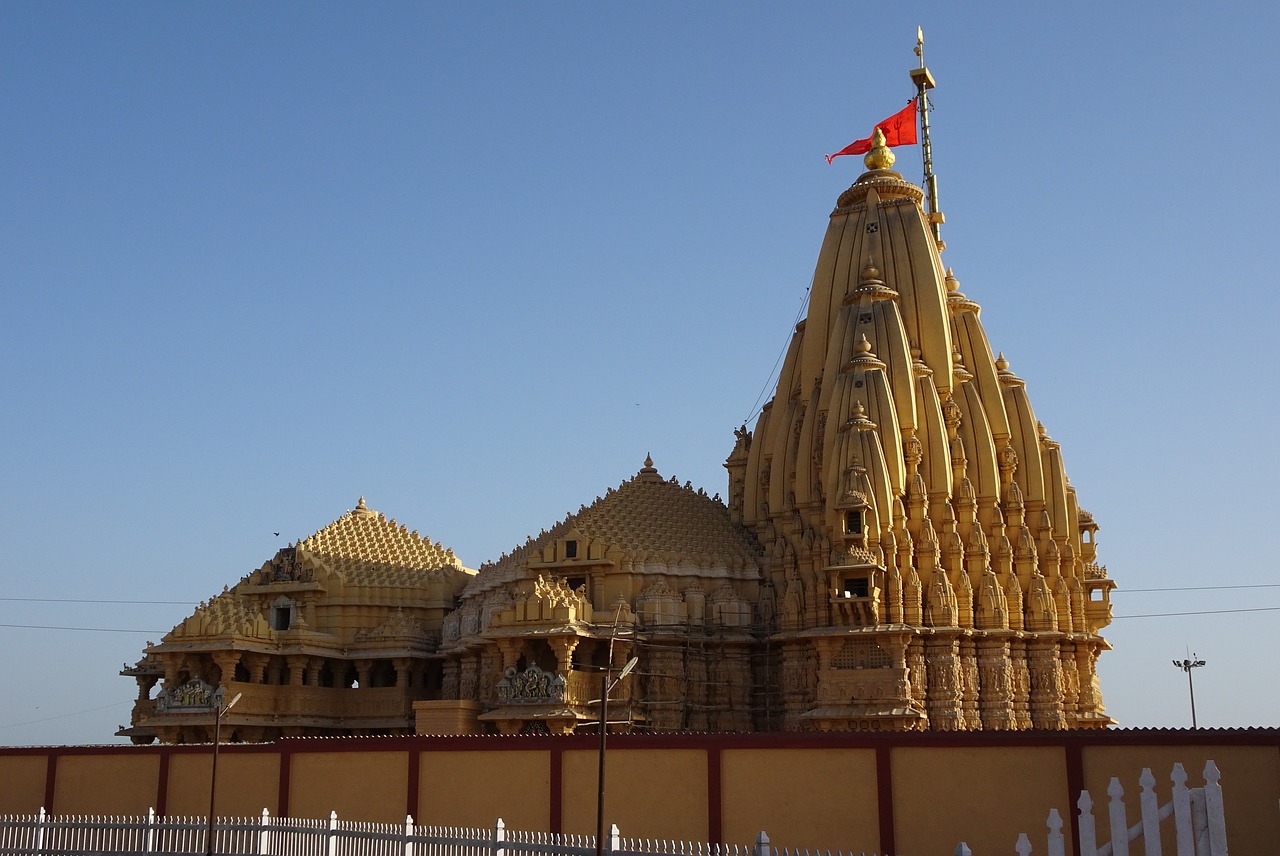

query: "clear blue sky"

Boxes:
[2, 3, 1277, 746]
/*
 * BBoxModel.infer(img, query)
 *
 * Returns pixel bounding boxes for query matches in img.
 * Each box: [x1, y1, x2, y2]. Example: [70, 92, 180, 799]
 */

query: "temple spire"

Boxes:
[910, 26, 944, 249]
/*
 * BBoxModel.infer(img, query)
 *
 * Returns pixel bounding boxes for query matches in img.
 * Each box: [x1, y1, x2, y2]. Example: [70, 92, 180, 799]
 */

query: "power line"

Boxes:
[0, 700, 132, 730]
[1113, 606, 1280, 619]
[0, 597, 196, 605]
[1119, 584, 1280, 593]
[0, 623, 164, 634]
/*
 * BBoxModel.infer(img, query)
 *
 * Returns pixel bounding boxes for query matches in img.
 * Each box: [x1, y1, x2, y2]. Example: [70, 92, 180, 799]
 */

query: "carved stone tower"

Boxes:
[725, 133, 1115, 731]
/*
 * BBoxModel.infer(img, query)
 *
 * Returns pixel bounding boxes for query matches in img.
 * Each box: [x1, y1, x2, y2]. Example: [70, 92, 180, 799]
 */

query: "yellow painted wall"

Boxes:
[561, 748, 707, 842]
[720, 748, 879, 852]
[891, 746, 1068, 856]
[418, 750, 549, 830]
[4, 736, 1280, 856]
[52, 754, 161, 814]
[289, 751, 408, 823]
[1081, 744, 1280, 856]
[165, 751, 280, 817]
[0, 756, 47, 813]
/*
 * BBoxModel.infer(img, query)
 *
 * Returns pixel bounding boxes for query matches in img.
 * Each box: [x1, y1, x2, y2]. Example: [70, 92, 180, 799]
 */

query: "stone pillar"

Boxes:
[304, 658, 323, 688]
[212, 652, 240, 690]
[355, 659, 373, 688]
[497, 639, 523, 671]
[393, 657, 412, 689]
[1027, 637, 1067, 730]
[458, 654, 479, 700]
[724, 644, 753, 732]
[1075, 642, 1101, 717]
[924, 632, 964, 730]
[976, 634, 1015, 731]
[548, 637, 579, 676]
[644, 641, 685, 731]
[478, 648, 501, 706]
[1059, 641, 1080, 726]
[1010, 639, 1032, 729]
[958, 639, 980, 730]
[442, 658, 460, 698]
[286, 655, 308, 687]
[245, 654, 268, 685]
[906, 639, 927, 717]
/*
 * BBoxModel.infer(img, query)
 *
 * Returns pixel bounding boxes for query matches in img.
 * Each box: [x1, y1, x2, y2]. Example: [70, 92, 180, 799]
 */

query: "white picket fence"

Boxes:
[954, 760, 1228, 856]
[0, 812, 886, 856]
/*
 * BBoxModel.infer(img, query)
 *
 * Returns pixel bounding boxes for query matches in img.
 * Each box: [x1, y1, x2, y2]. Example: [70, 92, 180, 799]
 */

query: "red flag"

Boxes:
[825, 99, 918, 164]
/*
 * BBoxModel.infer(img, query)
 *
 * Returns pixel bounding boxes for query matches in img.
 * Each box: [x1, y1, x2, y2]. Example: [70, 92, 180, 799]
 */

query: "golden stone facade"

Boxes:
[121, 499, 474, 743]
[123, 141, 1114, 743]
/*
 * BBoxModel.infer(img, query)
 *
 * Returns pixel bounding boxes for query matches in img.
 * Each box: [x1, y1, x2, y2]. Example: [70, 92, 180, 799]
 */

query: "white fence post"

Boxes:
[1047, 808, 1065, 856]
[34, 806, 47, 856]
[1169, 763, 1193, 856]
[494, 817, 506, 856]
[1137, 769, 1159, 856]
[258, 807, 272, 856]
[404, 815, 415, 856]
[953, 843, 972, 856]
[1077, 789, 1098, 856]
[607, 823, 620, 856]
[753, 830, 771, 856]
[1106, 777, 1129, 856]
[327, 810, 339, 856]
[1202, 761, 1227, 856]
[1015, 832, 1031, 855]
[145, 806, 157, 854]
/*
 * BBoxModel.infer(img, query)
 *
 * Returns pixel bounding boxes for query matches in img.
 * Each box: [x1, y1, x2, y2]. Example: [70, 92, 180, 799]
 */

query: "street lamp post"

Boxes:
[206, 691, 242, 856]
[595, 656, 637, 856]
[1171, 655, 1205, 729]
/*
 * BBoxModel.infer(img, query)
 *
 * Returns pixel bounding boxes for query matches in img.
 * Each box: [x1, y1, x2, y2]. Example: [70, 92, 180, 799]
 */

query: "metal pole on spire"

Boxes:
[909, 27, 944, 249]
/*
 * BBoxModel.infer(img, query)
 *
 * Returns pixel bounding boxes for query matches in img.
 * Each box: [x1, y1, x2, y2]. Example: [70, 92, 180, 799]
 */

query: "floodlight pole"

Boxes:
[1172, 655, 1206, 729]
[206, 691, 241, 856]
[595, 610, 638, 856]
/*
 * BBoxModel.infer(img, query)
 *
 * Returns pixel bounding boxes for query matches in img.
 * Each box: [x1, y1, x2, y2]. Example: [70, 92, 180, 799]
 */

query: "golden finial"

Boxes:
[863, 127, 895, 170]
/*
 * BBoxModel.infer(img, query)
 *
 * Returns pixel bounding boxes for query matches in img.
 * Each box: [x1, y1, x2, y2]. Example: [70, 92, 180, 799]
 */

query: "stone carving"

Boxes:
[155, 679, 221, 714]
[495, 664, 566, 704]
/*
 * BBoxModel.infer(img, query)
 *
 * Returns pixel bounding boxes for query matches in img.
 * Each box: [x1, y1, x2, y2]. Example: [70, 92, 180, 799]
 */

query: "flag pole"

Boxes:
[909, 27, 944, 249]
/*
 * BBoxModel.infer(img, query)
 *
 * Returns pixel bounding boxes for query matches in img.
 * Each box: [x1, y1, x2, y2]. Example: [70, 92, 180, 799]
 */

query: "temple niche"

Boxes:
[123, 119, 1116, 742]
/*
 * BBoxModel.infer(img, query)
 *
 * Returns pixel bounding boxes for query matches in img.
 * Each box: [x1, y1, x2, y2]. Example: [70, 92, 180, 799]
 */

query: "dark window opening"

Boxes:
[565, 576, 587, 592]
[271, 606, 292, 631]
[842, 577, 870, 598]
[564, 540, 578, 559]
[845, 510, 863, 535]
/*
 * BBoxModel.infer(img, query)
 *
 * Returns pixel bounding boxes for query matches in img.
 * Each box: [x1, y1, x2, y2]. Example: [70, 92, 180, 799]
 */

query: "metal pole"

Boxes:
[1172, 656, 1205, 729]
[1187, 667, 1199, 729]
[595, 667, 608, 856]
[207, 704, 222, 856]
[206, 691, 240, 856]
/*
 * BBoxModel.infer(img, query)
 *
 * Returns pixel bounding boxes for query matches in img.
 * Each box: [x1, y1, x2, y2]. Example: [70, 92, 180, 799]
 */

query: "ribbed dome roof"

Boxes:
[462, 458, 763, 598]
[298, 497, 473, 586]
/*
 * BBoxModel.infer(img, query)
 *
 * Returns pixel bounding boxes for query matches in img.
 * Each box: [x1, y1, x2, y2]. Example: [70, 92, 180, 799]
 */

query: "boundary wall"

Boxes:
[1, 730, 1277, 856]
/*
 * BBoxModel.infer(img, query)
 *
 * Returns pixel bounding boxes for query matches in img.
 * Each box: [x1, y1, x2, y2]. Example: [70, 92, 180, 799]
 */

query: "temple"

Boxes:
[121, 84, 1115, 744]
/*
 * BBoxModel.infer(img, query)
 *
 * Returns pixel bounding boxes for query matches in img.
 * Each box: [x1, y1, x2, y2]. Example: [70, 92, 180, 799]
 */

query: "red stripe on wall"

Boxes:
[407, 747, 421, 821]
[43, 754, 56, 811]
[1065, 740, 1084, 856]
[875, 744, 894, 854]
[277, 745, 292, 817]
[706, 747, 722, 843]
[549, 745, 563, 833]
[156, 749, 170, 816]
